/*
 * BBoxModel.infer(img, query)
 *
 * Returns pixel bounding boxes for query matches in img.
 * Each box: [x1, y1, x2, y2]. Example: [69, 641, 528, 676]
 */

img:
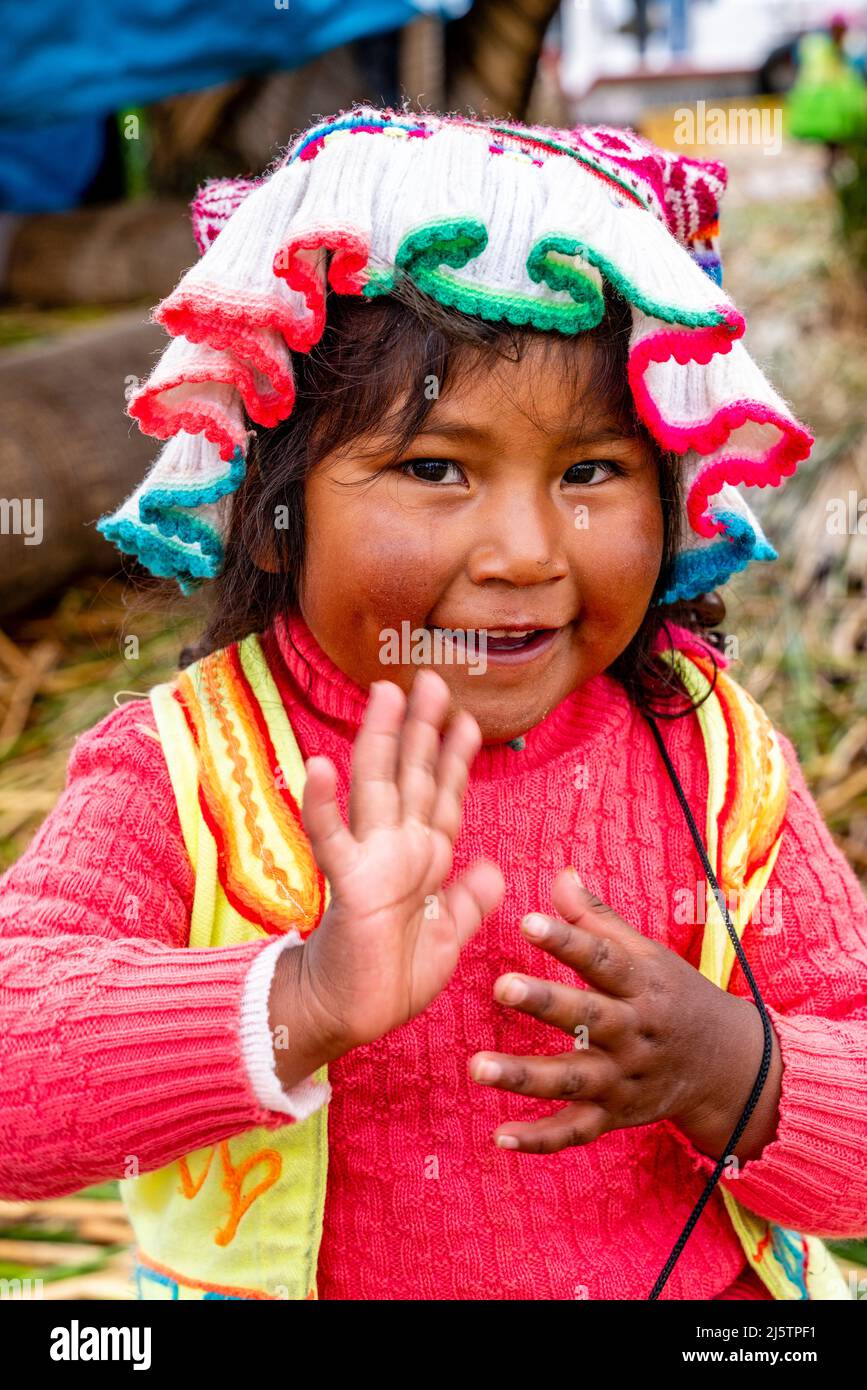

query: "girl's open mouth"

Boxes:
[428, 626, 562, 665]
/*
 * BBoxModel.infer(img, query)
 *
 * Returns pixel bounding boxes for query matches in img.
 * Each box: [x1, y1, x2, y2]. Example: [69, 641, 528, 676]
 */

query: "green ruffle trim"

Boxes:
[362, 216, 731, 332]
[365, 218, 605, 332]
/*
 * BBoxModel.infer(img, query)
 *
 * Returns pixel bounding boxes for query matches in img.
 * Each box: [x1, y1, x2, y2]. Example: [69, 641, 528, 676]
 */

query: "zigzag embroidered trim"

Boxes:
[286, 111, 656, 215]
[172, 635, 327, 936]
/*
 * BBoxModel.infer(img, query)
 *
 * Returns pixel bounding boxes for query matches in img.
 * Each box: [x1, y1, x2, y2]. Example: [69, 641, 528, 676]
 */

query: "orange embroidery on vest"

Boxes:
[215, 1141, 282, 1246]
[175, 1139, 283, 1247]
[177, 1147, 217, 1199]
[135, 1249, 285, 1300]
[754, 1229, 773, 1263]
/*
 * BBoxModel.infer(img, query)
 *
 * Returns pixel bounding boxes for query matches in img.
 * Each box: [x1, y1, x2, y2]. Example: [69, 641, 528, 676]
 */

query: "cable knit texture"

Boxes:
[0, 699, 295, 1202]
[1, 610, 867, 1301]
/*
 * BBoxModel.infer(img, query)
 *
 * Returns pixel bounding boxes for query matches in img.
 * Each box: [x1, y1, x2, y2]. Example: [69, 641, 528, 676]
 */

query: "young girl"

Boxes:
[2, 105, 867, 1303]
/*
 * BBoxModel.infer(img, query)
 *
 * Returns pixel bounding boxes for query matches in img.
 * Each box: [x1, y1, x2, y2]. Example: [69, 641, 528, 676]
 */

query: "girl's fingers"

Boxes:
[492, 1102, 610, 1155]
[430, 708, 482, 842]
[551, 868, 646, 954]
[300, 755, 357, 880]
[520, 890, 641, 1000]
[468, 1048, 619, 1102]
[396, 669, 452, 827]
[440, 857, 506, 948]
[348, 680, 404, 837]
[492, 974, 629, 1048]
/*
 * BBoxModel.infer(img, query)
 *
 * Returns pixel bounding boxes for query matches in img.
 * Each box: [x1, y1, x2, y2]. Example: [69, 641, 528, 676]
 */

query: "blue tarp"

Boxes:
[0, 0, 468, 211]
[0, 0, 468, 126]
[0, 118, 106, 212]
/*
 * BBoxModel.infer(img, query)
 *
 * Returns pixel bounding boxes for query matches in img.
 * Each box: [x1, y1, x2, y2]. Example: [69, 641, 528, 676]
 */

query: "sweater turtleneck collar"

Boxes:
[264, 608, 655, 782]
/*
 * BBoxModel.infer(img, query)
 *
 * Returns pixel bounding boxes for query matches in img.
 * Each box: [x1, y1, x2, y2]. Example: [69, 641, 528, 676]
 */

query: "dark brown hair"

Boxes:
[173, 278, 724, 718]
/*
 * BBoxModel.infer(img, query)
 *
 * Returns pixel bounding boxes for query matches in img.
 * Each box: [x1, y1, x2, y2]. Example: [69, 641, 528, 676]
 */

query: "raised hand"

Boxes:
[469, 867, 782, 1161]
[275, 669, 505, 1081]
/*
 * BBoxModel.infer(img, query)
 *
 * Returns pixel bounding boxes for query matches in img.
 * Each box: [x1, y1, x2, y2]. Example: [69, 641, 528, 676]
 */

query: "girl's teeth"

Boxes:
[486, 629, 532, 638]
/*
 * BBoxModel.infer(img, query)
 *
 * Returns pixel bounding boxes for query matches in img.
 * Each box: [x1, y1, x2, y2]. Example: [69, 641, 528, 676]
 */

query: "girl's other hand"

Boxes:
[469, 867, 783, 1162]
[284, 670, 505, 1068]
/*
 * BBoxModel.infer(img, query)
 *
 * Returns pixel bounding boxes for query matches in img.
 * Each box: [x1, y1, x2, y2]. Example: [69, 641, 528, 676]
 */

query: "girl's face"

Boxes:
[298, 336, 664, 744]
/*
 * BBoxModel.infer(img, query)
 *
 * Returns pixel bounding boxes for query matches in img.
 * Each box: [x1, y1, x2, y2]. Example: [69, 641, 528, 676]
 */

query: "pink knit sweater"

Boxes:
[2, 609, 867, 1301]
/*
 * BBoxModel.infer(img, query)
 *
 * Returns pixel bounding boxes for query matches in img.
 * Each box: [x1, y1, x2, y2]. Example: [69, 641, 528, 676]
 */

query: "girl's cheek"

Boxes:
[568, 499, 663, 654]
[303, 505, 452, 637]
[351, 530, 447, 628]
[571, 498, 663, 601]
[609, 527, 664, 598]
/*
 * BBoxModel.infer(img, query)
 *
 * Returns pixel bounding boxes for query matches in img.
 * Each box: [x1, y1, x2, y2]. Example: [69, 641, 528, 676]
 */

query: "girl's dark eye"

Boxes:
[396, 458, 466, 485]
[563, 459, 628, 486]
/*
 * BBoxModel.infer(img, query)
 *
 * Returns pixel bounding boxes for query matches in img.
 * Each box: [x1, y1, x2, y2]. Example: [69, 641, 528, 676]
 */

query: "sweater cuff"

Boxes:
[662, 1002, 867, 1236]
[239, 934, 331, 1122]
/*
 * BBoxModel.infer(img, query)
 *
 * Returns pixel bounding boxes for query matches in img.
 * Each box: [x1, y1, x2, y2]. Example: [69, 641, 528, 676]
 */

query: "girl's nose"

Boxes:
[465, 496, 570, 587]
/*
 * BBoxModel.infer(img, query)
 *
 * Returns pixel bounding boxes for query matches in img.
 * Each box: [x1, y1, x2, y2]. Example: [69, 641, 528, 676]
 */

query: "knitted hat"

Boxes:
[97, 105, 813, 604]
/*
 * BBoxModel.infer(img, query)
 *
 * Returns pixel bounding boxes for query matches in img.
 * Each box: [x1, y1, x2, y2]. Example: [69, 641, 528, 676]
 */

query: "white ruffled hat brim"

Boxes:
[98, 105, 812, 600]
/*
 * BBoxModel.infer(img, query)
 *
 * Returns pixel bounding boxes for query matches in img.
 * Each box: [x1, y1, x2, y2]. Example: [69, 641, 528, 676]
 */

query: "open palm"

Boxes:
[298, 669, 505, 1056]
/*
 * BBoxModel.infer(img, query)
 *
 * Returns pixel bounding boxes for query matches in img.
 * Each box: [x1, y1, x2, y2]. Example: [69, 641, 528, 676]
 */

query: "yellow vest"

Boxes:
[120, 632, 852, 1300]
[122, 633, 329, 1300]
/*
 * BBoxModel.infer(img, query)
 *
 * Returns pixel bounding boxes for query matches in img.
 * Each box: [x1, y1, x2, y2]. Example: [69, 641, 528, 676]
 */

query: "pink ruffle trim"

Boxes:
[150, 230, 370, 432]
[156, 293, 300, 374]
[685, 437, 810, 537]
[271, 227, 369, 348]
[628, 321, 813, 538]
[128, 364, 293, 453]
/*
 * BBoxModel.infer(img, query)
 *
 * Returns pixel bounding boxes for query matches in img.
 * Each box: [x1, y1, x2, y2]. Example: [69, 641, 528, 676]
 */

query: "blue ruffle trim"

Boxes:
[97, 444, 247, 592]
[138, 444, 246, 518]
[96, 515, 216, 593]
[655, 510, 778, 606]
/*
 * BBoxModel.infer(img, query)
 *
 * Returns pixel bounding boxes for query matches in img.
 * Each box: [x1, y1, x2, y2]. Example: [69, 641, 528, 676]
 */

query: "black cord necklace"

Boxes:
[641, 709, 775, 1301]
